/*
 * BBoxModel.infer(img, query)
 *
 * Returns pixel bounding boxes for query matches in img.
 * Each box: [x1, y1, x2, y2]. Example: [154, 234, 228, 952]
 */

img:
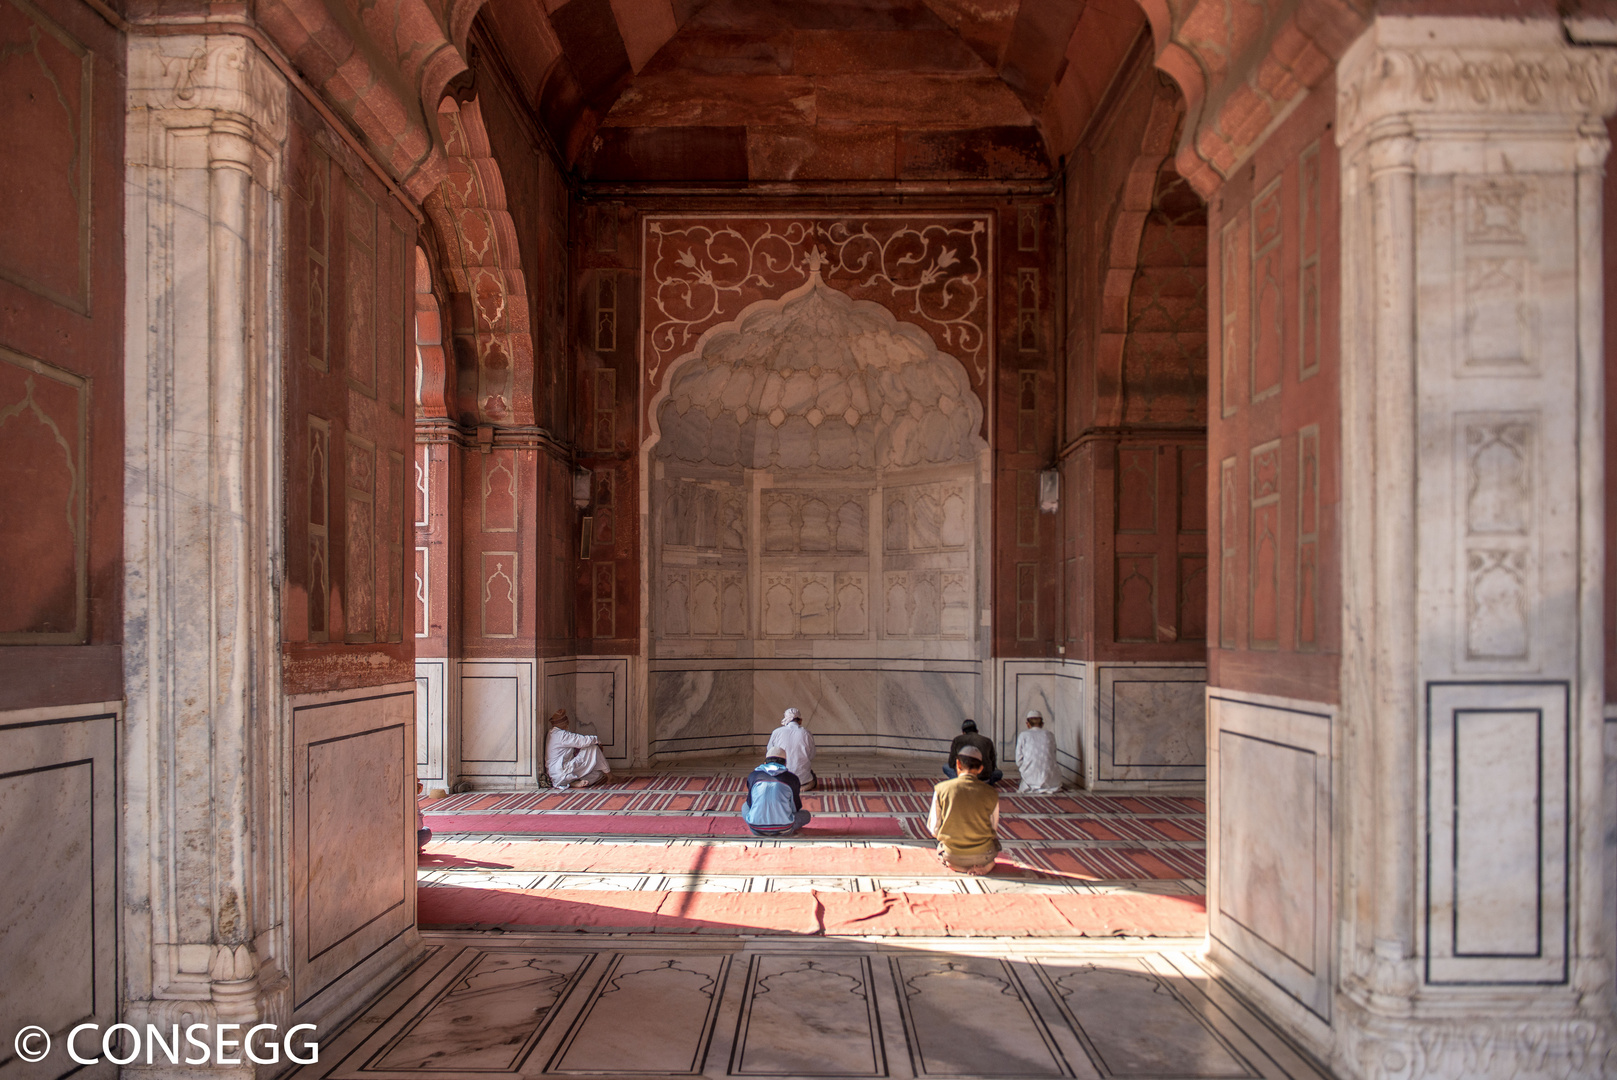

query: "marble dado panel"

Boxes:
[459, 659, 537, 785]
[543, 657, 631, 766]
[1424, 681, 1568, 985]
[1095, 664, 1208, 787]
[415, 658, 449, 788]
[648, 661, 982, 759]
[0, 704, 117, 1074]
[997, 660, 1087, 787]
[290, 685, 416, 1016]
[1207, 691, 1333, 1022]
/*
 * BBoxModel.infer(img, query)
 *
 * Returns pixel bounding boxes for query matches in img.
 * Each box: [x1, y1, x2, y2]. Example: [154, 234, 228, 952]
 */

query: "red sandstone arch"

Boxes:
[414, 245, 453, 420]
[1093, 76, 1186, 428]
[422, 96, 535, 426]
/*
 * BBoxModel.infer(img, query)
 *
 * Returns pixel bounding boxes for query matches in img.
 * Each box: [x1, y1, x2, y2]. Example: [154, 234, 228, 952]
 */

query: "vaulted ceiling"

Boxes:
[474, 0, 1149, 183]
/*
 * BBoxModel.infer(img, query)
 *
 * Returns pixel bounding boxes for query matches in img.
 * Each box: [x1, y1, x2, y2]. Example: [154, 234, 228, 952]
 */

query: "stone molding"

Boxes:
[129, 34, 288, 148]
[1337, 18, 1617, 143]
[1338, 1004, 1614, 1080]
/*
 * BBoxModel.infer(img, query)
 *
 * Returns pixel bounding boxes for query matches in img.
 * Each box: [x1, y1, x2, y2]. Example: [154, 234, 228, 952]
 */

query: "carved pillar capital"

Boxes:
[129, 34, 288, 152]
[1337, 17, 1617, 146]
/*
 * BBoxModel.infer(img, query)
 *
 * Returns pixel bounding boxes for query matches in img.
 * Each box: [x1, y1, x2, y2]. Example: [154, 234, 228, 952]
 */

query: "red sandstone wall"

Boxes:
[282, 96, 417, 693]
[1204, 78, 1341, 703]
[572, 200, 642, 655]
[1060, 47, 1209, 663]
[0, 0, 124, 710]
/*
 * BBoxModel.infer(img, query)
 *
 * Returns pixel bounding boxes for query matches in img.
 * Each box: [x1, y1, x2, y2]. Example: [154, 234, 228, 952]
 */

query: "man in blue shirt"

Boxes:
[742, 743, 812, 837]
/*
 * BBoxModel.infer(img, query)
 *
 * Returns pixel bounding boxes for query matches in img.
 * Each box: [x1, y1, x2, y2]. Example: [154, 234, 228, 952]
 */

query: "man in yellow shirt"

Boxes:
[926, 744, 1001, 875]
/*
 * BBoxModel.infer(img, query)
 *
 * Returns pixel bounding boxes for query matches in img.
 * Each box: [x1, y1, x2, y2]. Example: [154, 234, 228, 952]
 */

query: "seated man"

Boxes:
[1015, 711, 1061, 794]
[770, 707, 816, 790]
[943, 719, 1003, 786]
[546, 708, 610, 789]
[742, 744, 812, 837]
[927, 745, 1001, 874]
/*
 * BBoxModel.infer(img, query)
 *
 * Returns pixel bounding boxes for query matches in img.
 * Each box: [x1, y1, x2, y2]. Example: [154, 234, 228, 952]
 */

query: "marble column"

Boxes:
[1334, 17, 1616, 1078]
[124, 33, 292, 1063]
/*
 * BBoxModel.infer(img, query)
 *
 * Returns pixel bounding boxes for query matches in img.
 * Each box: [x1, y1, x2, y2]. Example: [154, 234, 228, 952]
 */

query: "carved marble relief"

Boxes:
[1461, 417, 1535, 662]
[414, 546, 428, 638]
[345, 178, 378, 397]
[593, 563, 615, 639]
[652, 275, 984, 654]
[762, 490, 865, 553]
[1460, 181, 1536, 376]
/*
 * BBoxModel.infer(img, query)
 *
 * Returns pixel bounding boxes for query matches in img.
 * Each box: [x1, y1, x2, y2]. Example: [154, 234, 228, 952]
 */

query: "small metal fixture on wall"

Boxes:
[1038, 468, 1060, 514]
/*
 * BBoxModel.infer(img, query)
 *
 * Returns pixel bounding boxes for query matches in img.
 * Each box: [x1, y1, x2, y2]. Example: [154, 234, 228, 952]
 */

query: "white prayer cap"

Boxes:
[1025, 709, 1042, 718]
[767, 745, 786, 758]
[784, 708, 801, 721]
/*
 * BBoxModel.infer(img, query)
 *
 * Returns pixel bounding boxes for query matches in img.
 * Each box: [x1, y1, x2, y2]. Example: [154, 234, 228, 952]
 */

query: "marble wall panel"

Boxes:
[753, 667, 879, 743]
[549, 953, 730, 1073]
[998, 660, 1086, 786]
[458, 660, 535, 784]
[1097, 665, 1207, 783]
[545, 656, 630, 764]
[730, 953, 884, 1076]
[0, 705, 116, 1066]
[414, 658, 448, 788]
[1208, 691, 1332, 1020]
[879, 667, 981, 751]
[1425, 682, 1568, 985]
[291, 686, 414, 1011]
[889, 955, 1069, 1077]
[650, 668, 755, 755]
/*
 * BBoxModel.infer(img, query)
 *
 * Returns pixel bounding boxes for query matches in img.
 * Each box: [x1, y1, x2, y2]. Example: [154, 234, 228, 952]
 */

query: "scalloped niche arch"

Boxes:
[646, 273, 987, 681]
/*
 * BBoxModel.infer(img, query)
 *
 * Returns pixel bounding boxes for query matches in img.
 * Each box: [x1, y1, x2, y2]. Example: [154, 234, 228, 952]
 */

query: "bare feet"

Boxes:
[570, 778, 594, 789]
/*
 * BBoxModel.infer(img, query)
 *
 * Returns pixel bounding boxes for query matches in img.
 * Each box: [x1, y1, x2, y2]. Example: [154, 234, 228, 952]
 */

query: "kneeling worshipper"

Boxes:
[742, 744, 812, 837]
[927, 745, 1001, 875]
[770, 707, 817, 790]
[546, 708, 610, 789]
[1016, 711, 1061, 794]
[943, 719, 1002, 786]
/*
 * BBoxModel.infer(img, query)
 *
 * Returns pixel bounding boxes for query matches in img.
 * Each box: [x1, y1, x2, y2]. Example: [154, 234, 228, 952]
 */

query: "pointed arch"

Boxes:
[422, 95, 534, 426]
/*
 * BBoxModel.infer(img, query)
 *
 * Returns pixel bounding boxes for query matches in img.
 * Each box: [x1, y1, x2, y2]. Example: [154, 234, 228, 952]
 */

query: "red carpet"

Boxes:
[418, 839, 1186, 881]
[417, 885, 1206, 937]
[426, 813, 904, 838]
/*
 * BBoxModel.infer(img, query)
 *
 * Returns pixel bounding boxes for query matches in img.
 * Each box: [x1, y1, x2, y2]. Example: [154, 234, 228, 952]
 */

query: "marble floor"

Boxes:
[289, 934, 1331, 1080]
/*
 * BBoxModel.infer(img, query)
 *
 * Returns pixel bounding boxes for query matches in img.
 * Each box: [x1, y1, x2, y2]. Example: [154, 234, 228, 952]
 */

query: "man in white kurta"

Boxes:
[547, 709, 610, 788]
[769, 708, 816, 790]
[1015, 711, 1060, 794]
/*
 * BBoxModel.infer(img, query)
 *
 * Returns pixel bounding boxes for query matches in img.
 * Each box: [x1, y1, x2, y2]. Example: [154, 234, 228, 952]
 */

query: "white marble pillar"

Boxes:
[1335, 17, 1617, 1078]
[124, 33, 291, 1065]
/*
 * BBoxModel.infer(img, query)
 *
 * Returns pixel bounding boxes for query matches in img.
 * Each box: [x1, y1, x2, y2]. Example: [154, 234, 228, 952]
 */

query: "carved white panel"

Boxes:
[457, 660, 535, 783]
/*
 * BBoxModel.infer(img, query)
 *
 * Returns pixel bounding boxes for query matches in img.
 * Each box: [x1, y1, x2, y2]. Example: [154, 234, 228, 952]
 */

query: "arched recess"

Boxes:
[643, 270, 989, 758]
[1092, 74, 1188, 428]
[422, 95, 534, 426]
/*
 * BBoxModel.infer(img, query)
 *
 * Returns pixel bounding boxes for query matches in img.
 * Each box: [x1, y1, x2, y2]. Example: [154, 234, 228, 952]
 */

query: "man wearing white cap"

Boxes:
[769, 707, 816, 790]
[1015, 711, 1060, 794]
